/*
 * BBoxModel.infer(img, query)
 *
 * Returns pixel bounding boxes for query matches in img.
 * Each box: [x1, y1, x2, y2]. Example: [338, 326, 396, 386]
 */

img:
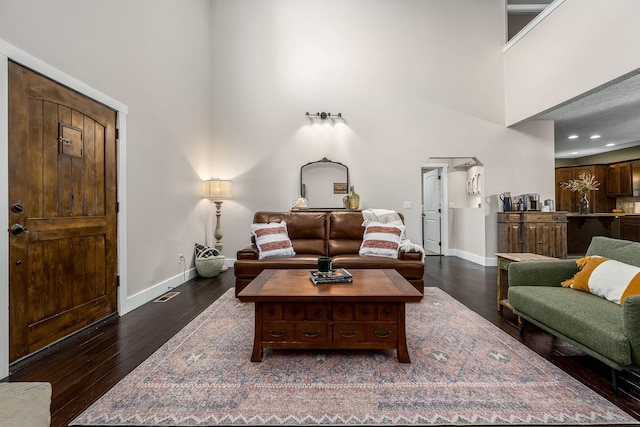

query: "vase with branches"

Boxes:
[560, 173, 600, 214]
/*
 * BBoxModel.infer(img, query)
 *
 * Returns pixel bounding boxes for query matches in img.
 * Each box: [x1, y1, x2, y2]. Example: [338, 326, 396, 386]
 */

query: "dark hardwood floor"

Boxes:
[5, 256, 640, 426]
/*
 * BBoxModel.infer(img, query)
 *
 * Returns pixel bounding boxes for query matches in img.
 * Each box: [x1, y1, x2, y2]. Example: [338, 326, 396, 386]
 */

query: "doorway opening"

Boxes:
[421, 163, 448, 256]
[423, 157, 485, 260]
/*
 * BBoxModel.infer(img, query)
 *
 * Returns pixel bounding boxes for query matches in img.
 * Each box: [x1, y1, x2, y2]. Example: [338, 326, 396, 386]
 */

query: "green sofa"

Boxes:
[508, 236, 640, 393]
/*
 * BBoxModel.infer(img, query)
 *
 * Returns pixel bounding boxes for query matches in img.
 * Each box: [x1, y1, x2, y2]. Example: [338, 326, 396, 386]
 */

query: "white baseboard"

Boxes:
[121, 257, 237, 315]
[449, 249, 497, 267]
[120, 267, 198, 315]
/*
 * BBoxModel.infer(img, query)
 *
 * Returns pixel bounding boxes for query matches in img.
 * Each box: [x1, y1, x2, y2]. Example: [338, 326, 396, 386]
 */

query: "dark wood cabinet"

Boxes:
[633, 161, 640, 197]
[555, 168, 574, 213]
[606, 162, 633, 196]
[555, 165, 613, 213]
[621, 216, 640, 242]
[498, 212, 567, 258]
[567, 215, 621, 255]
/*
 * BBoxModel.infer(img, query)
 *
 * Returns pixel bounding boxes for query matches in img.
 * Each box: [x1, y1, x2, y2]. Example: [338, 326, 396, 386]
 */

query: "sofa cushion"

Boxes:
[234, 255, 320, 279]
[563, 256, 640, 305]
[586, 236, 640, 267]
[251, 221, 296, 259]
[328, 212, 366, 256]
[253, 211, 327, 255]
[359, 222, 405, 258]
[332, 255, 424, 279]
[509, 286, 631, 366]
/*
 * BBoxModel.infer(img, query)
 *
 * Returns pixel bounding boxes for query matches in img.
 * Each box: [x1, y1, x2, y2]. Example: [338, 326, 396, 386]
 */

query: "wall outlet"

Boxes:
[404, 201, 412, 209]
[178, 253, 185, 263]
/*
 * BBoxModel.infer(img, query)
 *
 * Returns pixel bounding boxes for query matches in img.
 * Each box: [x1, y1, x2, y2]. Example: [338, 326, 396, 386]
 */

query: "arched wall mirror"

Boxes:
[300, 158, 350, 209]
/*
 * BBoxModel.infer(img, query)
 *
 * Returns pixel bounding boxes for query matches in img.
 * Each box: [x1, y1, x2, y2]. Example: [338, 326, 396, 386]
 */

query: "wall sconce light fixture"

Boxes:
[305, 112, 343, 120]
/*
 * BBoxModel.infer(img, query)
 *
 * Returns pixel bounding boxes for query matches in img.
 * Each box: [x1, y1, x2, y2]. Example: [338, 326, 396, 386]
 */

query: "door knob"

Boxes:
[10, 224, 29, 235]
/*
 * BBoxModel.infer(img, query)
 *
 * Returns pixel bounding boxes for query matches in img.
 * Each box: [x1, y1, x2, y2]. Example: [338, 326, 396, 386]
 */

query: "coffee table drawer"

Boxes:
[377, 304, 397, 321]
[284, 303, 305, 320]
[333, 323, 365, 342]
[355, 303, 376, 320]
[333, 303, 354, 321]
[296, 323, 328, 342]
[367, 324, 398, 342]
[263, 323, 294, 341]
[306, 303, 328, 321]
[263, 303, 283, 321]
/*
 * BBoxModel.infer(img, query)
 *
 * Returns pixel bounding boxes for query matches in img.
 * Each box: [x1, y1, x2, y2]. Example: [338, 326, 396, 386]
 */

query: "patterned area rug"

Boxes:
[71, 288, 637, 426]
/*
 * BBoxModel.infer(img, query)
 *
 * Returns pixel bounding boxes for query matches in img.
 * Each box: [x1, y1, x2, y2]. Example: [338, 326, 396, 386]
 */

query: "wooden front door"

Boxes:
[8, 62, 118, 362]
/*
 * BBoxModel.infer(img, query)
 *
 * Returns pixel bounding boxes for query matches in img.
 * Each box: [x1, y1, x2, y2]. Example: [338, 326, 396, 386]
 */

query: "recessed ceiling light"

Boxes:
[606, 143, 615, 147]
[590, 134, 601, 139]
[568, 135, 579, 139]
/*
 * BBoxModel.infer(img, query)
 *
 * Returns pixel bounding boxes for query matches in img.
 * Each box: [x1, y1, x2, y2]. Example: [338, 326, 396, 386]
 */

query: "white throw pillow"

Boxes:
[563, 256, 640, 305]
[251, 221, 296, 260]
[359, 221, 405, 258]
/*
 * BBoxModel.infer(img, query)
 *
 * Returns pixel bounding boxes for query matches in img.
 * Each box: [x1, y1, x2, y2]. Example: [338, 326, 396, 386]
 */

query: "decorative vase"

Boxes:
[579, 192, 589, 214]
[347, 186, 360, 210]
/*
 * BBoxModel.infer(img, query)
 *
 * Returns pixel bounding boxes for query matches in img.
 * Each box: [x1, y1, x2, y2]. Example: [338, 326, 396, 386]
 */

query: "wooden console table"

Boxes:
[237, 269, 423, 363]
[496, 252, 558, 313]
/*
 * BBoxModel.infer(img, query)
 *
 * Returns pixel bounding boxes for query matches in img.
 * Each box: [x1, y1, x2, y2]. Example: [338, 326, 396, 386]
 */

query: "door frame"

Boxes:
[0, 38, 129, 379]
[421, 163, 450, 256]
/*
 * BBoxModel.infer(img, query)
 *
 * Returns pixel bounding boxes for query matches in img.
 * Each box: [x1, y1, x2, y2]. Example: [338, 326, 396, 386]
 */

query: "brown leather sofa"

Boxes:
[234, 211, 425, 296]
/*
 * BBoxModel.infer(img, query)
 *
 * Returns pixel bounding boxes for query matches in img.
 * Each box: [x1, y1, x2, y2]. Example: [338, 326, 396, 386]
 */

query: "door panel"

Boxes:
[422, 169, 441, 254]
[8, 61, 118, 361]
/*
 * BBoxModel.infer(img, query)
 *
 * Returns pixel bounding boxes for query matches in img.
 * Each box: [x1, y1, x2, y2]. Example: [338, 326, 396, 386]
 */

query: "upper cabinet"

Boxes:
[606, 162, 633, 197]
[555, 165, 614, 213]
[633, 161, 640, 197]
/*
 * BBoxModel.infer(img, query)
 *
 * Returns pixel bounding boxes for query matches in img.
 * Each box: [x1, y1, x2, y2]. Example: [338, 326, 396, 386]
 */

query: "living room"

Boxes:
[1, 0, 639, 395]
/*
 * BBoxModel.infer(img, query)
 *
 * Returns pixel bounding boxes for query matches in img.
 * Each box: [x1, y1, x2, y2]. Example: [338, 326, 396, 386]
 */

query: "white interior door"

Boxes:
[423, 168, 441, 254]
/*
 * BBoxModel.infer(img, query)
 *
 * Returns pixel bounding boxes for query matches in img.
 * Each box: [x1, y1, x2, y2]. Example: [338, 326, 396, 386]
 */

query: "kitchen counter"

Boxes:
[567, 214, 621, 255]
[566, 212, 631, 217]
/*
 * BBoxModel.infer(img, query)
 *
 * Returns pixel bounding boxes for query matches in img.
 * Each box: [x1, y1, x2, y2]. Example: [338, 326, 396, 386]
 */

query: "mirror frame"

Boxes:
[300, 157, 350, 209]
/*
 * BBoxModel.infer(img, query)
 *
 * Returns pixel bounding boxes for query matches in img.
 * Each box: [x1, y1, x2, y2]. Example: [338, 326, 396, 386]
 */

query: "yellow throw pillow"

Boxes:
[561, 256, 594, 288]
[563, 256, 640, 305]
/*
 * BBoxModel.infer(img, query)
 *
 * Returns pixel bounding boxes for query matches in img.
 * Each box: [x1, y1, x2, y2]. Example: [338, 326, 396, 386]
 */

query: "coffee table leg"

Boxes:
[251, 303, 264, 362]
[397, 303, 411, 363]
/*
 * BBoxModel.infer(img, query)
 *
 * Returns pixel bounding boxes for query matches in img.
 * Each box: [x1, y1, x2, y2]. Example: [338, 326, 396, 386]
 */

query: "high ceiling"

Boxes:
[507, 1, 640, 159]
[537, 72, 640, 159]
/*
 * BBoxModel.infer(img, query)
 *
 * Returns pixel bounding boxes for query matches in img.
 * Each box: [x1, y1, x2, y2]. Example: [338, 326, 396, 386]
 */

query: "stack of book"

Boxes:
[309, 268, 353, 285]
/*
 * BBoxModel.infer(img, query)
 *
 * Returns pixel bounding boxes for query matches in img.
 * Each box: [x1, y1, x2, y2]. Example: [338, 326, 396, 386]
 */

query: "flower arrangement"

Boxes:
[560, 173, 600, 193]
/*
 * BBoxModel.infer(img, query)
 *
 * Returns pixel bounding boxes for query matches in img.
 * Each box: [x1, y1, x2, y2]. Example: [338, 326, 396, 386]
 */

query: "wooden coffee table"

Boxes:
[237, 269, 423, 363]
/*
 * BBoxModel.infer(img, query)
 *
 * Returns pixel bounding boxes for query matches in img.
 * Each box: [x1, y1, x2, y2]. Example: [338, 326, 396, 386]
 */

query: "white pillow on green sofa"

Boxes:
[562, 256, 640, 305]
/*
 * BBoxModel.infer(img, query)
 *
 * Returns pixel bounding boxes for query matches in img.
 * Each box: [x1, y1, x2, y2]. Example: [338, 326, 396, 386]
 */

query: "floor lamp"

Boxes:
[203, 178, 232, 272]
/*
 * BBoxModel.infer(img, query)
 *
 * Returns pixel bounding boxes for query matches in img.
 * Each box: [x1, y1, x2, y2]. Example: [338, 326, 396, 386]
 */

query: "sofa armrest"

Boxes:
[508, 259, 579, 288]
[236, 245, 259, 260]
[624, 295, 640, 365]
[398, 250, 423, 261]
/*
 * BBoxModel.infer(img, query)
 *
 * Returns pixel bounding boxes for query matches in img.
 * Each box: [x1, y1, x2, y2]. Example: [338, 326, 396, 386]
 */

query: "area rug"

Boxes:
[71, 288, 638, 426]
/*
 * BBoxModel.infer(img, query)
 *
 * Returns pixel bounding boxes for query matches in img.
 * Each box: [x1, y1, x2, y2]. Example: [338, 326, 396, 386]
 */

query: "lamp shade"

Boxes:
[203, 179, 231, 199]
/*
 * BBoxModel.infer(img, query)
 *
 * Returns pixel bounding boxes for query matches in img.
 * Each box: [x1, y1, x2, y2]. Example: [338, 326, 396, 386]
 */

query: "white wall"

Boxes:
[505, 0, 640, 125]
[0, 0, 563, 377]
[210, 0, 556, 264]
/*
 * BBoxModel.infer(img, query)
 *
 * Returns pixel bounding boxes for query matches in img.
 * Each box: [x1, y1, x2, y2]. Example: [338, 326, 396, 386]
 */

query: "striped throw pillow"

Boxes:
[562, 256, 640, 305]
[359, 221, 405, 258]
[251, 221, 296, 260]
